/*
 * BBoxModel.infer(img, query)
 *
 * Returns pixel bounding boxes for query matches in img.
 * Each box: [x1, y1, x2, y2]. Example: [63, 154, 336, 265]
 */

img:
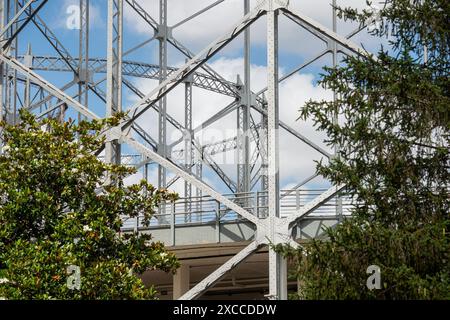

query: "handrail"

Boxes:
[121, 188, 355, 230]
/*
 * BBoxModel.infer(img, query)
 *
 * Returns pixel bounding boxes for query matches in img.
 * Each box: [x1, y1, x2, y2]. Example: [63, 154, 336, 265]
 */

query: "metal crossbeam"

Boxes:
[0, 54, 99, 120]
[119, 6, 265, 131]
[21, 8, 107, 105]
[172, 0, 225, 29]
[20, 55, 237, 97]
[125, 0, 239, 97]
[22, 53, 330, 162]
[21, 6, 77, 74]
[1, 0, 38, 38]
[179, 241, 262, 300]
[1, 0, 47, 49]
[252, 101, 333, 158]
[282, 8, 374, 59]
[119, 131, 261, 226]
[2, 0, 369, 301]
[169, 101, 238, 150]
[123, 77, 237, 191]
[283, 184, 346, 228]
[173, 136, 243, 160]
[195, 141, 237, 192]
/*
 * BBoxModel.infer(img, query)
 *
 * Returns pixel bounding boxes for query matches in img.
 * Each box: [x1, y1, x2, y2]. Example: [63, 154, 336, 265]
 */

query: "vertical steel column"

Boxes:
[3, 0, 10, 125]
[11, 0, 17, 124]
[4, 0, 17, 124]
[0, 0, 4, 125]
[215, 200, 220, 242]
[237, 0, 251, 197]
[184, 68, 193, 222]
[170, 201, 175, 246]
[24, 76, 29, 106]
[260, 93, 268, 216]
[195, 154, 203, 219]
[78, 0, 89, 120]
[3, 0, 8, 124]
[23, 43, 31, 109]
[11, 1, 16, 124]
[267, 4, 287, 300]
[144, 162, 149, 181]
[157, 0, 168, 190]
[332, 0, 342, 218]
[105, 0, 123, 165]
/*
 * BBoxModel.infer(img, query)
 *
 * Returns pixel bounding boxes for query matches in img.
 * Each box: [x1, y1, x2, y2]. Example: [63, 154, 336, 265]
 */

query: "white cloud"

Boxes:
[123, 0, 374, 57]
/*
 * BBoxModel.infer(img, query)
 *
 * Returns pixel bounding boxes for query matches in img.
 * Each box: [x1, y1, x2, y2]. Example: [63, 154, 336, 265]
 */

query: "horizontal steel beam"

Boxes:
[0, 54, 99, 120]
[20, 55, 237, 97]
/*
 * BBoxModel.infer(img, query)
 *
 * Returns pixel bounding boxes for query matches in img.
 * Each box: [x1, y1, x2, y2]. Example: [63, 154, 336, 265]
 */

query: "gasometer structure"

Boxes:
[0, 0, 375, 299]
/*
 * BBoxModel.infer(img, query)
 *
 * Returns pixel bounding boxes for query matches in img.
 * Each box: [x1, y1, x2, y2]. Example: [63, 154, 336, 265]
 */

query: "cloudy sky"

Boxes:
[20, 0, 382, 196]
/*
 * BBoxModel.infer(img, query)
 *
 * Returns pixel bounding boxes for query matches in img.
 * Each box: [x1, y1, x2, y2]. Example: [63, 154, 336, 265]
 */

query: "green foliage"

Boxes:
[276, 218, 449, 299]
[275, 0, 449, 299]
[0, 111, 179, 299]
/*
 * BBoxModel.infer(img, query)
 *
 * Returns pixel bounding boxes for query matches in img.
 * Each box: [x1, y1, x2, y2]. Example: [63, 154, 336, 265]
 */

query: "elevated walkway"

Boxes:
[122, 188, 353, 299]
[121, 188, 353, 246]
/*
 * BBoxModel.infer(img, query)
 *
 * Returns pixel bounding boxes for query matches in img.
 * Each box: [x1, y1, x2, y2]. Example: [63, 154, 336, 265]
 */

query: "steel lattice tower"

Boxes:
[0, 0, 374, 299]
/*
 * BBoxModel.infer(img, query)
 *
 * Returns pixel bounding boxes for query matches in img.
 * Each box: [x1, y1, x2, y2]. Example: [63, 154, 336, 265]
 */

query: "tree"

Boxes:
[0, 111, 179, 299]
[275, 0, 449, 299]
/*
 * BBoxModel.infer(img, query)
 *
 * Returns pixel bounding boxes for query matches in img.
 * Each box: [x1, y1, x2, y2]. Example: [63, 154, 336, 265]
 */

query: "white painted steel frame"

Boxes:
[0, 0, 373, 300]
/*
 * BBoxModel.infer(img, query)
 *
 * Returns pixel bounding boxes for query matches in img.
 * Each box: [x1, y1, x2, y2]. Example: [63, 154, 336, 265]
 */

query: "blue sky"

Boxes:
[18, 0, 379, 195]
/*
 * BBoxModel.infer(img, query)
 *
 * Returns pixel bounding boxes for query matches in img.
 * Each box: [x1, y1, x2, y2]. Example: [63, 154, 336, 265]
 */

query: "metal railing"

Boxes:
[121, 189, 354, 231]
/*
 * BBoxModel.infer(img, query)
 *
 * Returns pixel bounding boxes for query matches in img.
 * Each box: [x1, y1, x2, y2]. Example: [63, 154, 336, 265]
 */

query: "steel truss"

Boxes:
[0, 0, 373, 299]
